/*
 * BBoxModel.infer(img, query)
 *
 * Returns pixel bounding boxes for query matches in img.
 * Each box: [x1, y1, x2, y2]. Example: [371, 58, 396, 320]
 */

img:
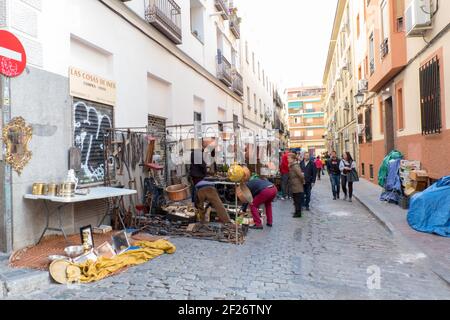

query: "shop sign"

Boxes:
[0, 30, 27, 77]
[69, 67, 116, 106]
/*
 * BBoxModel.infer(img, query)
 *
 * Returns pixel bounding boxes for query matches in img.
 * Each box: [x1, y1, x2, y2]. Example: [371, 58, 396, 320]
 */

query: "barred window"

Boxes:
[420, 56, 442, 135]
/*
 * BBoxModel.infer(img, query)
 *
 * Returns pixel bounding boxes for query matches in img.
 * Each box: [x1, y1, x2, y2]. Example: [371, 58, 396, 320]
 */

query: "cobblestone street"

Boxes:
[9, 180, 450, 300]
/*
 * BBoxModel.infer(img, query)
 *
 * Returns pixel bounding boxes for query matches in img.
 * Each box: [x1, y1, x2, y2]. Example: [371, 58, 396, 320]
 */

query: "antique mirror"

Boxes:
[2, 117, 33, 175]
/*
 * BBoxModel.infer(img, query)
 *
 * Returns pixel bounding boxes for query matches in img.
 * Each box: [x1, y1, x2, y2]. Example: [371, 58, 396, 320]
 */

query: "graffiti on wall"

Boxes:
[73, 100, 113, 185]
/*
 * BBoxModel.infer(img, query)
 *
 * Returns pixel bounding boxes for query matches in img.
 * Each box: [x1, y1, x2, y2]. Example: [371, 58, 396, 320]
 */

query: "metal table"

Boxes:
[24, 187, 137, 244]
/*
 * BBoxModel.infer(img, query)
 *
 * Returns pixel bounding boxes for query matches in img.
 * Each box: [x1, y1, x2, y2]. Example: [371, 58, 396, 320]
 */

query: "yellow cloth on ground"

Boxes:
[73, 240, 176, 283]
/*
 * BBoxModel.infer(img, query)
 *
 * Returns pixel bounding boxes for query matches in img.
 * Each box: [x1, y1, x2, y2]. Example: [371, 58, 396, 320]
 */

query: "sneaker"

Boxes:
[305, 207, 310, 211]
[349, 198, 353, 202]
[293, 213, 302, 218]
[344, 195, 348, 201]
[333, 196, 337, 200]
[266, 223, 273, 227]
[249, 225, 263, 230]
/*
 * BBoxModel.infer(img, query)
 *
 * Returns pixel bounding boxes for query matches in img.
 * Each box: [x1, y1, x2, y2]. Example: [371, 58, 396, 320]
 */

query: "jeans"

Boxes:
[303, 183, 312, 209]
[341, 175, 354, 199]
[250, 187, 278, 227]
[293, 193, 304, 215]
[330, 174, 341, 198]
[316, 168, 322, 180]
[281, 173, 290, 197]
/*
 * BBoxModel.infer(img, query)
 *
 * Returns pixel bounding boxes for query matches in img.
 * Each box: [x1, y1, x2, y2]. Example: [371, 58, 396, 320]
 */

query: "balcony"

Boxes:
[229, 12, 241, 39]
[214, 0, 230, 20]
[380, 38, 389, 59]
[216, 50, 232, 86]
[231, 69, 243, 96]
[145, 0, 182, 45]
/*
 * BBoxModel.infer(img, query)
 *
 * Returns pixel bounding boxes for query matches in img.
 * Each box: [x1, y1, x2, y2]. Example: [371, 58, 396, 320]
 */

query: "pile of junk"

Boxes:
[378, 150, 450, 238]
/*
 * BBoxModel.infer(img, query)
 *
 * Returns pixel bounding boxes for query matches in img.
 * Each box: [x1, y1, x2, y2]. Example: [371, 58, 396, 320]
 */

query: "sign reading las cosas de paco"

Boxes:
[69, 67, 117, 106]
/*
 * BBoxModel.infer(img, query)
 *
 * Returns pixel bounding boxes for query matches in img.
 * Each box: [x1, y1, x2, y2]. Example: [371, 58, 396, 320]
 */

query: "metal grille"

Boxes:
[73, 99, 114, 186]
[420, 57, 442, 135]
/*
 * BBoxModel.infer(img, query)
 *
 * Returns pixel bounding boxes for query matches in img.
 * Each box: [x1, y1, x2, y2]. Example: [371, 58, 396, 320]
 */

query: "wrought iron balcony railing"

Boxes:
[232, 68, 243, 96]
[216, 50, 233, 86]
[145, 0, 182, 45]
[229, 12, 240, 39]
[214, 0, 230, 20]
[380, 38, 389, 59]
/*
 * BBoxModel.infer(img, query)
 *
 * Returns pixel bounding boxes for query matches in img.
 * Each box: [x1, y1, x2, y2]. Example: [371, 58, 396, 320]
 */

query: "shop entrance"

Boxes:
[384, 97, 395, 154]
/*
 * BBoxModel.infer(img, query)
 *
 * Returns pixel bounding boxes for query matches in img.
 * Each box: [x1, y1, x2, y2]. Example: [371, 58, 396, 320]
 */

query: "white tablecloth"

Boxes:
[24, 187, 137, 203]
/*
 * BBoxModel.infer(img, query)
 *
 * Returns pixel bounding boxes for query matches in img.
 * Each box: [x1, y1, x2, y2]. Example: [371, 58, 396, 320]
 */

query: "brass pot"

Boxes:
[165, 184, 189, 202]
[32, 183, 47, 196]
[59, 182, 76, 197]
[46, 183, 58, 196]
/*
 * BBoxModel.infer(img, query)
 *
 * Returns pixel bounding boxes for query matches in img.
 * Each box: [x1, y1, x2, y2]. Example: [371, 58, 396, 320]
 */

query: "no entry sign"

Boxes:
[0, 30, 27, 77]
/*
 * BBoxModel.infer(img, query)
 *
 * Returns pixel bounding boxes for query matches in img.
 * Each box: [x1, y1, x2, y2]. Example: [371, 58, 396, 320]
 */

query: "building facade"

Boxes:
[287, 86, 327, 156]
[323, 0, 359, 161]
[355, 0, 450, 184]
[0, 0, 281, 251]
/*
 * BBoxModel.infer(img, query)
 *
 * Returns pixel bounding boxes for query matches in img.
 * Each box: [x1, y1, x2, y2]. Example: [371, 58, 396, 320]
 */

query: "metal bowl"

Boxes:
[48, 255, 70, 262]
[64, 246, 84, 258]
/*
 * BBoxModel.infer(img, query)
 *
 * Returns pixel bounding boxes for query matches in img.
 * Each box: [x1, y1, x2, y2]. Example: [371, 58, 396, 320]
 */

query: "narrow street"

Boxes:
[12, 178, 450, 300]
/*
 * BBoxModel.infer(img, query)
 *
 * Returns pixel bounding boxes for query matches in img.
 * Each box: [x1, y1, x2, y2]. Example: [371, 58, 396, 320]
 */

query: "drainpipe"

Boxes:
[1, 75, 13, 253]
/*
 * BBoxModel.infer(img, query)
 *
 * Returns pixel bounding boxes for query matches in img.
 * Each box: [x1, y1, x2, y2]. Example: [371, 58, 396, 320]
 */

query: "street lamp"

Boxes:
[354, 91, 365, 106]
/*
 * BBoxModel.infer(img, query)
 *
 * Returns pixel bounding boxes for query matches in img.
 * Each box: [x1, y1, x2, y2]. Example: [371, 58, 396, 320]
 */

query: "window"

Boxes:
[258, 62, 261, 80]
[307, 118, 314, 124]
[420, 56, 442, 135]
[307, 130, 314, 137]
[259, 99, 262, 114]
[73, 99, 113, 185]
[356, 14, 360, 38]
[395, 0, 405, 32]
[380, 0, 390, 42]
[397, 87, 404, 130]
[294, 117, 299, 124]
[294, 131, 302, 137]
[245, 41, 249, 63]
[369, 33, 375, 75]
[369, 164, 374, 180]
[358, 66, 362, 80]
[252, 52, 255, 73]
[361, 163, 365, 176]
[306, 103, 314, 110]
[365, 107, 372, 142]
[380, 99, 385, 134]
[247, 87, 251, 108]
[190, 0, 205, 43]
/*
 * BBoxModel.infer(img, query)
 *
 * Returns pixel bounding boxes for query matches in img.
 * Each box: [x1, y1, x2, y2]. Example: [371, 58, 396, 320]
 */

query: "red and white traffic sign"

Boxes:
[0, 30, 27, 77]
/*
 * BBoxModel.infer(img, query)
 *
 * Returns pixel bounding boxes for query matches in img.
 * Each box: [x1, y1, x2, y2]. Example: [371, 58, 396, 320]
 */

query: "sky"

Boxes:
[234, 0, 337, 90]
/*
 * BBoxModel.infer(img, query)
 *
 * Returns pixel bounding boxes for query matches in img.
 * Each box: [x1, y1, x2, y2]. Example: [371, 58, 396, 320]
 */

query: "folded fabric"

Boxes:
[71, 240, 176, 283]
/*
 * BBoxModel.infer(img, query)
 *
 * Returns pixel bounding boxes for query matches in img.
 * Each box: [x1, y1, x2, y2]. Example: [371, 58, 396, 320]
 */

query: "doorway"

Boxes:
[384, 97, 395, 154]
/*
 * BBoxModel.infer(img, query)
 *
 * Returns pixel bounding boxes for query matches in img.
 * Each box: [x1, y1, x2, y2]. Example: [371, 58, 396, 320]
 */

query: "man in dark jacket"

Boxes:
[300, 152, 316, 211]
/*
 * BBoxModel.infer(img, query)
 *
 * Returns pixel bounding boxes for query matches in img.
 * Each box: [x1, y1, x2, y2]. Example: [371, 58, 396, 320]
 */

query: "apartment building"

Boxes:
[355, 0, 450, 184]
[287, 87, 327, 156]
[323, 0, 359, 160]
[0, 0, 280, 251]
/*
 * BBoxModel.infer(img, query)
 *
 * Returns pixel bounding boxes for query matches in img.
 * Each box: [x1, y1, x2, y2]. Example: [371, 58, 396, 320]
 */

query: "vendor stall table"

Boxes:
[24, 187, 137, 245]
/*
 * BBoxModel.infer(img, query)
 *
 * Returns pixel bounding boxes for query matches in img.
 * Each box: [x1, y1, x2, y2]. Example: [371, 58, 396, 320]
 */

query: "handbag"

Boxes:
[348, 168, 360, 183]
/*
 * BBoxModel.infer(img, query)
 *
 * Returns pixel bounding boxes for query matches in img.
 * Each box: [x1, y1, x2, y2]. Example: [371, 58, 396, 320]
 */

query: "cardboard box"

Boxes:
[93, 225, 113, 234]
[410, 170, 429, 182]
[413, 180, 428, 192]
[401, 160, 421, 171]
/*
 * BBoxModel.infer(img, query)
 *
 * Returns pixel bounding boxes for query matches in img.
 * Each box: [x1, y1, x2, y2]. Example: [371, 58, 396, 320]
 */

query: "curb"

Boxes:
[353, 193, 450, 287]
[0, 269, 51, 297]
[353, 193, 396, 235]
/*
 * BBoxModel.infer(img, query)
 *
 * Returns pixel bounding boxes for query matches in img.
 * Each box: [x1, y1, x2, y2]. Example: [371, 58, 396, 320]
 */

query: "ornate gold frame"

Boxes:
[2, 117, 33, 175]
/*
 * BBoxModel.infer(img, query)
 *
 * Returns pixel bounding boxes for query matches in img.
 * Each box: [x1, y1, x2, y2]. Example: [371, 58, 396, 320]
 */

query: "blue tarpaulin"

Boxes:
[407, 176, 450, 237]
[380, 159, 402, 204]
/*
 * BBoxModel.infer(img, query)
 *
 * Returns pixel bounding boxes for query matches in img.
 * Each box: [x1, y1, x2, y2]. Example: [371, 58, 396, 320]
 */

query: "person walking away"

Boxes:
[340, 152, 357, 202]
[288, 153, 305, 218]
[242, 178, 278, 230]
[314, 156, 323, 181]
[327, 151, 341, 200]
[300, 152, 316, 211]
[279, 149, 290, 200]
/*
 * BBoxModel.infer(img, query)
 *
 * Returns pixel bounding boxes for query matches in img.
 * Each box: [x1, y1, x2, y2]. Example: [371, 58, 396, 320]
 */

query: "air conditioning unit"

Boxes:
[405, 0, 433, 37]
[358, 79, 369, 92]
